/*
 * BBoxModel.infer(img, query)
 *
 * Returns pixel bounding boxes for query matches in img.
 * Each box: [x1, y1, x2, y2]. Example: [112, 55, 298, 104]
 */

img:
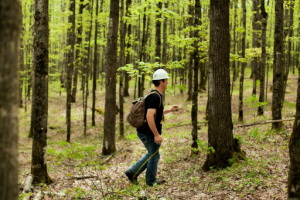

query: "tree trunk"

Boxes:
[66, 0, 76, 142]
[191, 0, 201, 153]
[283, 0, 294, 102]
[119, 0, 125, 138]
[83, 0, 93, 135]
[238, 0, 246, 122]
[251, 0, 261, 96]
[71, 0, 84, 103]
[19, 32, 24, 108]
[155, 2, 162, 63]
[162, 2, 168, 66]
[138, 5, 148, 98]
[31, 0, 52, 184]
[123, 0, 132, 97]
[258, 0, 268, 116]
[272, 0, 284, 130]
[102, 0, 119, 155]
[288, 72, 300, 198]
[187, 1, 194, 101]
[0, 0, 21, 198]
[232, 0, 237, 82]
[92, 0, 100, 126]
[203, 0, 245, 171]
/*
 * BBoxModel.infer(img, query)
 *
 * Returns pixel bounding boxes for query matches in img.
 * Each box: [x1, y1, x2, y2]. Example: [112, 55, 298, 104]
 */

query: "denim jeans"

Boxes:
[128, 132, 161, 185]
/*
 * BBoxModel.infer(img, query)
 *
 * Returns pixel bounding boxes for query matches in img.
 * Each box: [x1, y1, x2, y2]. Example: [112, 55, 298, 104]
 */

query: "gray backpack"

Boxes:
[126, 91, 161, 128]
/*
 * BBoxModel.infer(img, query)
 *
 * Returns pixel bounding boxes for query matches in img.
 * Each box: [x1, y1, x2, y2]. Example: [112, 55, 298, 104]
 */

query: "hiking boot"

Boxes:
[147, 179, 166, 187]
[125, 169, 138, 185]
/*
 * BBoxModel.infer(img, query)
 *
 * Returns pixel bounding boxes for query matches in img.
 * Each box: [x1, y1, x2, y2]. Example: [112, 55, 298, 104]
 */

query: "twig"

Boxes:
[236, 118, 294, 128]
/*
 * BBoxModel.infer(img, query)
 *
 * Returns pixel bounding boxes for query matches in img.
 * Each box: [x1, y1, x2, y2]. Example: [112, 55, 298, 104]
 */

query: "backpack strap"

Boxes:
[145, 90, 162, 107]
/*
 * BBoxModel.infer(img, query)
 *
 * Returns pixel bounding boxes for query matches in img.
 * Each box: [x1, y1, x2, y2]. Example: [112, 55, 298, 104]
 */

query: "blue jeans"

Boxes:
[128, 132, 161, 185]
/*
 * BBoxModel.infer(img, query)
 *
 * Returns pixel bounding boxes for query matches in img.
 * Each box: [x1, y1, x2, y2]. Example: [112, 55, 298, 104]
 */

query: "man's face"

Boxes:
[162, 79, 168, 90]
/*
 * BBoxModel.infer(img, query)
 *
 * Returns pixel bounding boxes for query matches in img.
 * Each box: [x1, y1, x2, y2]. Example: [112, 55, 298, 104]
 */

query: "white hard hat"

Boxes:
[152, 69, 170, 80]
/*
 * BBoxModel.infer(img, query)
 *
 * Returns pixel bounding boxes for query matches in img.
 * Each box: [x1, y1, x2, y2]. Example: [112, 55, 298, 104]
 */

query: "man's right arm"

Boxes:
[146, 108, 163, 144]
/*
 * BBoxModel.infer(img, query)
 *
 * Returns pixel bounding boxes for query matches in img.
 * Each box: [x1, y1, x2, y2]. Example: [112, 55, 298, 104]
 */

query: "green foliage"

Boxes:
[125, 133, 138, 140]
[48, 142, 97, 167]
[196, 139, 215, 154]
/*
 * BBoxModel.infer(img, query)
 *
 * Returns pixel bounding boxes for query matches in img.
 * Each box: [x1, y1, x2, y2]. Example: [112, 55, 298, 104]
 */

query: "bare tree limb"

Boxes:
[236, 118, 294, 128]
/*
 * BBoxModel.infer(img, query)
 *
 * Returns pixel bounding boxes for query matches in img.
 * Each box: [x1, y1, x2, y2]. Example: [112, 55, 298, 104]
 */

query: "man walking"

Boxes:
[125, 69, 178, 186]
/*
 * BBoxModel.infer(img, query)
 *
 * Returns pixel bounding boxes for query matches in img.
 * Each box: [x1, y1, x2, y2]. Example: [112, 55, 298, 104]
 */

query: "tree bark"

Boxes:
[232, 0, 237, 83]
[258, 0, 268, 116]
[31, 0, 52, 184]
[19, 31, 24, 108]
[66, 0, 76, 142]
[238, 0, 246, 122]
[123, 0, 132, 97]
[272, 0, 284, 130]
[251, 0, 261, 96]
[92, 0, 100, 126]
[138, 4, 148, 98]
[155, 2, 162, 63]
[83, 0, 93, 135]
[162, 2, 168, 66]
[203, 0, 244, 171]
[0, 0, 21, 198]
[119, 0, 125, 138]
[102, 0, 119, 155]
[283, 0, 294, 102]
[288, 72, 300, 199]
[71, 0, 84, 103]
[187, 0, 194, 101]
[191, 0, 201, 153]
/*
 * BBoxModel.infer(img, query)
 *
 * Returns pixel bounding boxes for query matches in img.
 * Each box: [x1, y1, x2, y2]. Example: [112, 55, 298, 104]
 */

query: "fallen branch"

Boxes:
[165, 121, 207, 130]
[23, 174, 32, 193]
[71, 175, 97, 180]
[236, 118, 294, 128]
[101, 148, 123, 164]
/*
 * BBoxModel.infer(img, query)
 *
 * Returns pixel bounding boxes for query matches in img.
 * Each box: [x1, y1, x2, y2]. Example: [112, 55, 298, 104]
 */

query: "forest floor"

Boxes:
[18, 70, 298, 200]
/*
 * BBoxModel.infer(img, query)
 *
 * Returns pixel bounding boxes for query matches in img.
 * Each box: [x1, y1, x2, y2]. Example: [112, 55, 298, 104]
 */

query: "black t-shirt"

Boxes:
[137, 90, 164, 135]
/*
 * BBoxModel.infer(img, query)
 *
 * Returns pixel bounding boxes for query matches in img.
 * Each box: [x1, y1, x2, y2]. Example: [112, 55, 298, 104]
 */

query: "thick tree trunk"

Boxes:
[0, 0, 21, 198]
[71, 0, 84, 103]
[258, 0, 268, 116]
[272, 0, 284, 130]
[238, 0, 246, 122]
[288, 72, 300, 199]
[203, 0, 245, 171]
[31, 0, 52, 184]
[92, 0, 100, 126]
[102, 0, 119, 155]
[155, 2, 162, 63]
[123, 0, 132, 97]
[66, 0, 76, 142]
[119, 0, 125, 138]
[191, 0, 201, 153]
